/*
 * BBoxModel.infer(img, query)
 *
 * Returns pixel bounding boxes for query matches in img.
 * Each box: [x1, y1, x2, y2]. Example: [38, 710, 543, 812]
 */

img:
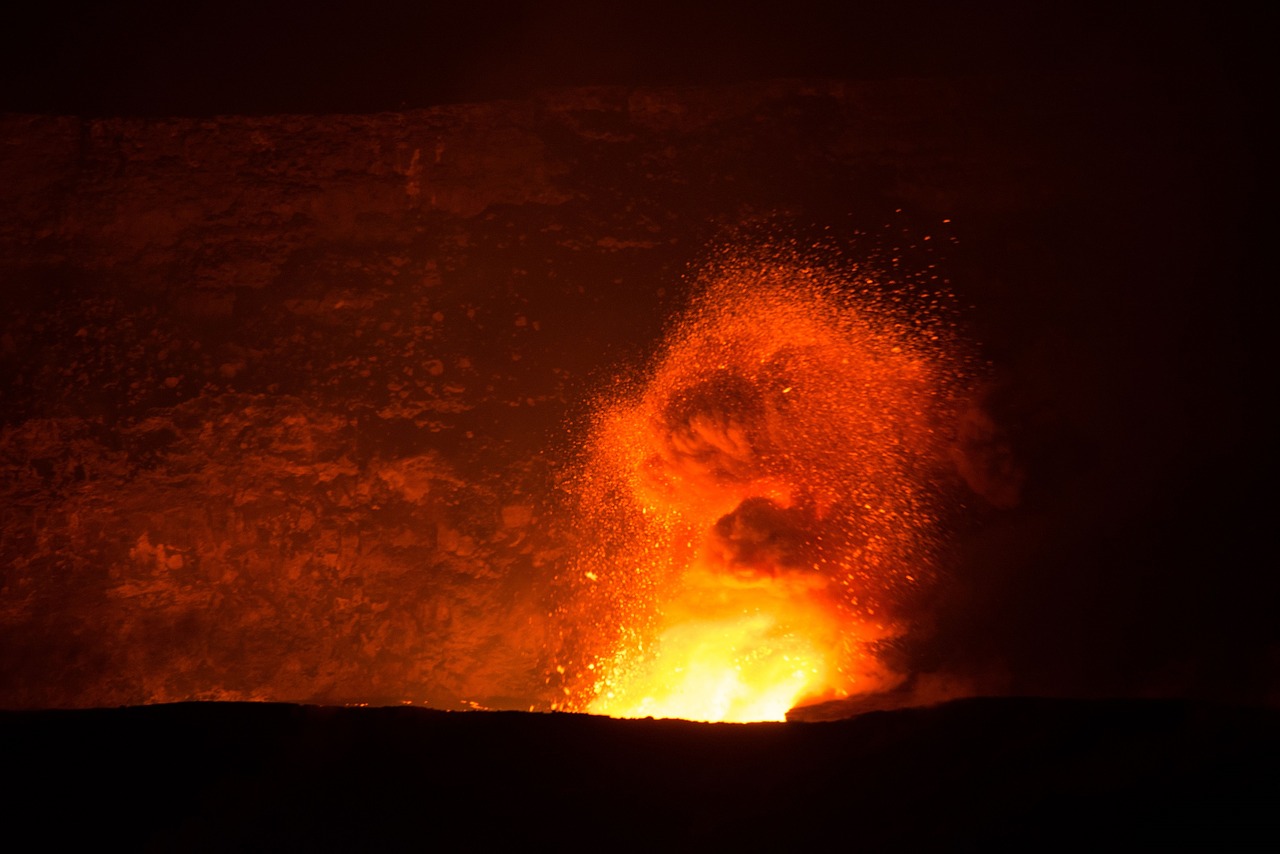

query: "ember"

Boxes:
[553, 247, 972, 721]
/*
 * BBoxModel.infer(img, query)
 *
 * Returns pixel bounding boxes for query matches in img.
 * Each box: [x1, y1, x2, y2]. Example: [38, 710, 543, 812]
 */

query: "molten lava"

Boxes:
[553, 250, 969, 721]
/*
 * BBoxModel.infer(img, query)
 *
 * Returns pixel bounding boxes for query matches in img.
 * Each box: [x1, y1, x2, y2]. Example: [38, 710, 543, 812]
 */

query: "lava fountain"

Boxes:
[552, 247, 971, 722]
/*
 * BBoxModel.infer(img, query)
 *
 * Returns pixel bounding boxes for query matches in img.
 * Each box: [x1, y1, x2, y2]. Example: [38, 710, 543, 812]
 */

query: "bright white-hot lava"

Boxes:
[553, 250, 970, 722]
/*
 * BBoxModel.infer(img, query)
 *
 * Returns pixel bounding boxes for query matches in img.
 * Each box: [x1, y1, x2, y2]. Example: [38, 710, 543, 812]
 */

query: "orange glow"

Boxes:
[553, 250, 968, 722]
[587, 566, 898, 722]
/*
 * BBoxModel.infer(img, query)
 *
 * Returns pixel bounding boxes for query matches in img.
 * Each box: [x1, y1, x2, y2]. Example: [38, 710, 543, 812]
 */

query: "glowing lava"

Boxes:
[588, 567, 844, 722]
[554, 249, 969, 722]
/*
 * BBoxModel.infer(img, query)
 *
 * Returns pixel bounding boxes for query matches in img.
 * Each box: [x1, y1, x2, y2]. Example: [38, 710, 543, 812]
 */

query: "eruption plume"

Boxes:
[552, 246, 974, 722]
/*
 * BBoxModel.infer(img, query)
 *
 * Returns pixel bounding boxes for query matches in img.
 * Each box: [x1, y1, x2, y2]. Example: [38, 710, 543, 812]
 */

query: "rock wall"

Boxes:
[0, 72, 1264, 709]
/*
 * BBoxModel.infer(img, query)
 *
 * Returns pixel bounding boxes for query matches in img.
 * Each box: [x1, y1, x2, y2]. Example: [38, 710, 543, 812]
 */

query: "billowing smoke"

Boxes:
[551, 248, 983, 720]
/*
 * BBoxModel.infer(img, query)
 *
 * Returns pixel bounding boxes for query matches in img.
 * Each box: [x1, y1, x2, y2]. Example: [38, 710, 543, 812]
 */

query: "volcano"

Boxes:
[1, 1, 1273, 846]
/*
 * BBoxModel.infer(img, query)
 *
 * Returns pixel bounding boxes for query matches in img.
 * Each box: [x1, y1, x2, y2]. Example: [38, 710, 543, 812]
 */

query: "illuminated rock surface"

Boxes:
[0, 62, 1269, 713]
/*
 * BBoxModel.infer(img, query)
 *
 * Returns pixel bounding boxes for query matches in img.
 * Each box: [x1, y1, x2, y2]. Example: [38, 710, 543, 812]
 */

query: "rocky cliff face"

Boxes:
[0, 71, 1265, 710]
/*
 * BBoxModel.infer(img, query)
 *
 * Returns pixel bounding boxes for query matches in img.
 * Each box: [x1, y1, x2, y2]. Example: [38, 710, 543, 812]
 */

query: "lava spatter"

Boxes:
[553, 249, 972, 722]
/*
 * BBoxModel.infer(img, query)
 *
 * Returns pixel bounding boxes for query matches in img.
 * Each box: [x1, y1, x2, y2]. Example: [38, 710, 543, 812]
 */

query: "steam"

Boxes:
[552, 249, 977, 720]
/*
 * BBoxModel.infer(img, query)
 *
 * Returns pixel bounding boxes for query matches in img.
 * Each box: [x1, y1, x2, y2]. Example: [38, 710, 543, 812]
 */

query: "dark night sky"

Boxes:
[1, 1, 1255, 115]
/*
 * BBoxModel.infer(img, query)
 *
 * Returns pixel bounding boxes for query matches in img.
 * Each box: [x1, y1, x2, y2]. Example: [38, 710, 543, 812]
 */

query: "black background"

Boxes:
[0, 1, 1258, 116]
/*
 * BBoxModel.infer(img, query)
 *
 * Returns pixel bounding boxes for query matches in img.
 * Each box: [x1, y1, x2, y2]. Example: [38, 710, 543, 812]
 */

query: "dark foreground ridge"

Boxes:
[5, 696, 1276, 850]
